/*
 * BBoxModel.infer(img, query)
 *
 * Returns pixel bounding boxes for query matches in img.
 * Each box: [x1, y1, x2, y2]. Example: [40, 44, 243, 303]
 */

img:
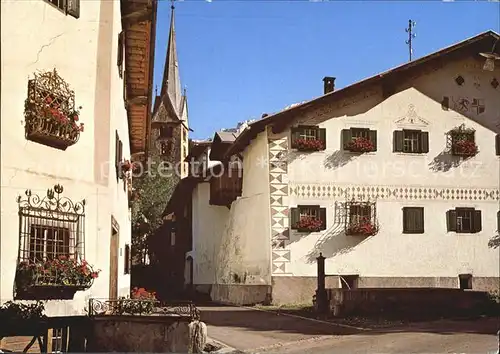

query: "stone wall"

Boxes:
[87, 316, 191, 353]
[326, 288, 493, 318]
[210, 284, 271, 305]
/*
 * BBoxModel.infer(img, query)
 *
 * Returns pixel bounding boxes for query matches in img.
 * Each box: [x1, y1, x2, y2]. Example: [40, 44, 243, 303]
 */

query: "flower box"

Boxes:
[24, 70, 84, 150]
[345, 137, 374, 153]
[295, 216, 323, 232]
[346, 221, 378, 236]
[451, 139, 478, 157]
[295, 138, 325, 152]
[16, 257, 99, 297]
[115, 288, 157, 315]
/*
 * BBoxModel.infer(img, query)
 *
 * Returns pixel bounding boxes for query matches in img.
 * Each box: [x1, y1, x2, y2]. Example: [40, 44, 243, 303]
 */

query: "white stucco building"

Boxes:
[0, 0, 156, 327]
[172, 30, 500, 305]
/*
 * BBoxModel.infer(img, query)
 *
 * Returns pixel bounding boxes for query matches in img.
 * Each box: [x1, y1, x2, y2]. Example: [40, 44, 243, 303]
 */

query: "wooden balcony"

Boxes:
[209, 168, 242, 207]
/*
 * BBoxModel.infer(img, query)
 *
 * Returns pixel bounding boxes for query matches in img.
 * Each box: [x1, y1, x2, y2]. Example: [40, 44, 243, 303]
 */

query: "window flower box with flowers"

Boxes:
[24, 69, 84, 150]
[15, 256, 100, 299]
[295, 216, 324, 232]
[295, 138, 325, 152]
[449, 125, 478, 157]
[345, 137, 374, 153]
[346, 219, 378, 236]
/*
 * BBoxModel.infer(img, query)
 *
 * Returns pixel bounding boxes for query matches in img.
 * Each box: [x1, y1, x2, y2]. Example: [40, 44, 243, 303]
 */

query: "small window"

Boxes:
[402, 207, 424, 234]
[160, 141, 172, 156]
[458, 274, 472, 290]
[290, 126, 326, 150]
[495, 134, 500, 156]
[160, 126, 173, 138]
[349, 204, 371, 227]
[342, 128, 377, 152]
[45, 0, 80, 18]
[446, 208, 482, 233]
[124, 244, 131, 274]
[29, 225, 71, 262]
[50, 327, 65, 353]
[393, 129, 429, 153]
[290, 205, 327, 231]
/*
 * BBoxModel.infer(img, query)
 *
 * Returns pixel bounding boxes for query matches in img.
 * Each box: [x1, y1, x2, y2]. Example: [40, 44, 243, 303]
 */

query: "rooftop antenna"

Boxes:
[405, 19, 416, 61]
[155, 85, 158, 96]
[171, 0, 175, 10]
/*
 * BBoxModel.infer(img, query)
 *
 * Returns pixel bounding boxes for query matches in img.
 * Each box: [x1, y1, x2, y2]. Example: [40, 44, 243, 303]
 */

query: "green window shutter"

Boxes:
[117, 31, 124, 76]
[393, 130, 404, 152]
[496, 134, 500, 156]
[318, 128, 327, 150]
[446, 210, 457, 232]
[290, 127, 301, 149]
[319, 207, 327, 230]
[420, 132, 429, 153]
[119, 140, 123, 163]
[473, 210, 482, 233]
[115, 131, 120, 174]
[368, 130, 377, 151]
[66, 0, 80, 19]
[497, 211, 500, 231]
[290, 208, 300, 229]
[402, 208, 408, 233]
[417, 208, 424, 233]
[341, 129, 352, 150]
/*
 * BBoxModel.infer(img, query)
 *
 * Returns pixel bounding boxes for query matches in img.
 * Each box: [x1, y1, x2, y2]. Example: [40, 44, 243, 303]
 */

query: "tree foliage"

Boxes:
[130, 153, 179, 263]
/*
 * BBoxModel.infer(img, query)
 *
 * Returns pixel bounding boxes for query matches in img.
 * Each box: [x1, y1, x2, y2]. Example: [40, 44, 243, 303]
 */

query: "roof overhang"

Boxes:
[225, 31, 500, 158]
[121, 0, 157, 156]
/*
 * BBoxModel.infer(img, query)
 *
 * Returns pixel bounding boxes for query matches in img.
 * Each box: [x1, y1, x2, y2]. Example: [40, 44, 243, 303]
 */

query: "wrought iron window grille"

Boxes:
[343, 199, 379, 236]
[15, 184, 92, 299]
[447, 124, 478, 157]
[24, 69, 84, 150]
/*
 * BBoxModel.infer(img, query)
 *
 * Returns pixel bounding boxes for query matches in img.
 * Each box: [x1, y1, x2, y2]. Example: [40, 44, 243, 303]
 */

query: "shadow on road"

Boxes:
[198, 304, 499, 337]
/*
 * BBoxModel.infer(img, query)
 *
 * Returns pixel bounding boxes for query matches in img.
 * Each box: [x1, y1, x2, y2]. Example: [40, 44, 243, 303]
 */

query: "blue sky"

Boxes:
[152, 0, 500, 140]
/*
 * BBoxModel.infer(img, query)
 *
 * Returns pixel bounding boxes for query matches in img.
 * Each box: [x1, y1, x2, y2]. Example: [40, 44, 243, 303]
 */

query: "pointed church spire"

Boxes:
[160, 1, 182, 115]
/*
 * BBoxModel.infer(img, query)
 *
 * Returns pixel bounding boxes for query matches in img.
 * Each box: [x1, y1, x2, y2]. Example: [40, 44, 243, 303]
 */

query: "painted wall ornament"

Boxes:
[394, 104, 430, 126]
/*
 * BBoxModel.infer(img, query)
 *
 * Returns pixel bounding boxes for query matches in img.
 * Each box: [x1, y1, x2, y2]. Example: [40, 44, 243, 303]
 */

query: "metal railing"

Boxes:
[87, 298, 200, 319]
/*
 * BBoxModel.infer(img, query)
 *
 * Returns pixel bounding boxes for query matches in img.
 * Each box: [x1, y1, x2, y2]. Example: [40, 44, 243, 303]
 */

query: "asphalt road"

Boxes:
[199, 305, 499, 354]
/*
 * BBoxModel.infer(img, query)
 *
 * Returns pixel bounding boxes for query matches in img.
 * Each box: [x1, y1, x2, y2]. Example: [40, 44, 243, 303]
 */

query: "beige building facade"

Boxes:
[184, 31, 500, 305]
[1, 0, 155, 317]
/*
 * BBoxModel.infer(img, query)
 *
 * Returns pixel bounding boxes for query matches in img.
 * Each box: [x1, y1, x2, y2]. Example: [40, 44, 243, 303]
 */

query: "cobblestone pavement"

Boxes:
[199, 305, 499, 353]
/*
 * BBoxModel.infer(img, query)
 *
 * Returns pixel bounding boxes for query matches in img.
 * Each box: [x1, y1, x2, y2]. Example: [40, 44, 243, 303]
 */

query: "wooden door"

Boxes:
[109, 217, 120, 300]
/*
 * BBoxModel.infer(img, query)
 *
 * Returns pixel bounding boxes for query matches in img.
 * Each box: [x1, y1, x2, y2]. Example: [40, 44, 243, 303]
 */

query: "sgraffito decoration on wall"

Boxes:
[451, 97, 485, 115]
[455, 75, 465, 86]
[472, 75, 481, 90]
[268, 136, 293, 276]
[289, 183, 499, 201]
[491, 78, 499, 89]
[394, 104, 430, 127]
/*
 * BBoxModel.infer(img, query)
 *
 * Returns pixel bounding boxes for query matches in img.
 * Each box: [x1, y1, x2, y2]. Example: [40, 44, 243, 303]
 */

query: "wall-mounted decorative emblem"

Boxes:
[491, 78, 499, 89]
[455, 75, 465, 86]
[452, 97, 470, 113]
[394, 104, 430, 127]
[470, 98, 485, 115]
[24, 69, 84, 150]
[472, 75, 481, 90]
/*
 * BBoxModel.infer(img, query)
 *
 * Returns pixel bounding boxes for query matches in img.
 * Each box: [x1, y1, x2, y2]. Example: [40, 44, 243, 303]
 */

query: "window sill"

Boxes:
[393, 152, 428, 156]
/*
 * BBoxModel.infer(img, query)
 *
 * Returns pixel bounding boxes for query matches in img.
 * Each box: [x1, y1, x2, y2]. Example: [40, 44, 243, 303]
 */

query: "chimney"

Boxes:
[323, 77, 336, 94]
